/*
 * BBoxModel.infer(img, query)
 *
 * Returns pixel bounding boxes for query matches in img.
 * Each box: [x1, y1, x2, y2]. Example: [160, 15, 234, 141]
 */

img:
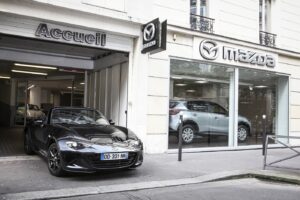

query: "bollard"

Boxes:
[262, 114, 267, 156]
[178, 115, 183, 161]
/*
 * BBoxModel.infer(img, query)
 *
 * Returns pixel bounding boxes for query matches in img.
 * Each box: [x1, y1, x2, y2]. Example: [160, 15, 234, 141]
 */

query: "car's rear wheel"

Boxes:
[238, 125, 249, 142]
[181, 124, 195, 144]
[47, 143, 65, 177]
[24, 130, 34, 155]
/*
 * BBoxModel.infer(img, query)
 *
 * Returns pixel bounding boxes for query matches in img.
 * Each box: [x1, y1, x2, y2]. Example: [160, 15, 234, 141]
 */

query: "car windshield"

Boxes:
[28, 104, 39, 110]
[51, 108, 109, 125]
[169, 101, 179, 108]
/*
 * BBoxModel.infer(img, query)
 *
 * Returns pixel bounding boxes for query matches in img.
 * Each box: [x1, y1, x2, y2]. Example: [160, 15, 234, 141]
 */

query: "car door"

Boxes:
[31, 118, 51, 151]
[187, 101, 212, 133]
[209, 103, 229, 135]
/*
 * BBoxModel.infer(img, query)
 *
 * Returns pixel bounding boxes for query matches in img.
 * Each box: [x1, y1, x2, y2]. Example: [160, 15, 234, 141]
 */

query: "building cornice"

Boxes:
[168, 24, 300, 59]
[0, 0, 142, 38]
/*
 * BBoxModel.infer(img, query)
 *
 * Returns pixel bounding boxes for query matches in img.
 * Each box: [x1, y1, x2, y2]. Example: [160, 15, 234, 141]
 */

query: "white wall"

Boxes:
[282, 56, 300, 145]
[152, 0, 190, 27]
[278, 0, 300, 52]
[213, 0, 259, 43]
[3, 0, 300, 54]
[29, 87, 41, 107]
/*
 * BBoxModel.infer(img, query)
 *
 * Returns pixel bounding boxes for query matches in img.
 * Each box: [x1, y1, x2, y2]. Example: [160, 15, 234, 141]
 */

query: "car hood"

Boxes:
[57, 124, 129, 142]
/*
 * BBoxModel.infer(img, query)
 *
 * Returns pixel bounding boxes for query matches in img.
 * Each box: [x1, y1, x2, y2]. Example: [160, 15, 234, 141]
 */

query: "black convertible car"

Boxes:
[24, 107, 143, 176]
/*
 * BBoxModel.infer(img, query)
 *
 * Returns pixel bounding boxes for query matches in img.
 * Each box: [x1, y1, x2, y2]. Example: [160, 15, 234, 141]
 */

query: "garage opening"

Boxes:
[0, 34, 129, 156]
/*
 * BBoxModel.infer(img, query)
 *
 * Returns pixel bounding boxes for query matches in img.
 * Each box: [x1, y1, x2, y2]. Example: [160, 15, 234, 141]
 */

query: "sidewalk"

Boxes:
[1, 148, 300, 199]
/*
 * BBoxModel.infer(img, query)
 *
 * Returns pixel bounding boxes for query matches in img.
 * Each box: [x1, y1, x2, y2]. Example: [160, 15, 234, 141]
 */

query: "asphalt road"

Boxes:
[56, 178, 300, 200]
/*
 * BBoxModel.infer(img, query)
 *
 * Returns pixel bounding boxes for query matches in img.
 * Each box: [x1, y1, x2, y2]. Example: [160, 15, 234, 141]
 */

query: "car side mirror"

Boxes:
[109, 119, 115, 125]
[34, 117, 46, 127]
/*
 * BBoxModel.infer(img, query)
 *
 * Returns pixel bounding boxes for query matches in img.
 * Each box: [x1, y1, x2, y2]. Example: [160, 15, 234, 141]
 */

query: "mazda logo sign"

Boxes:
[199, 40, 219, 60]
[143, 23, 155, 42]
[142, 18, 167, 54]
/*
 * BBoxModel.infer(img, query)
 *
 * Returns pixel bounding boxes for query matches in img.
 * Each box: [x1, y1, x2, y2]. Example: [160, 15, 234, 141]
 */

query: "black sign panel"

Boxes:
[141, 18, 167, 54]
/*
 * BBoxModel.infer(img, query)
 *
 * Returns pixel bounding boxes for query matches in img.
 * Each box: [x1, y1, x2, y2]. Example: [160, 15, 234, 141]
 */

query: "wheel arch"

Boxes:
[238, 122, 251, 135]
[182, 120, 199, 132]
[47, 137, 57, 148]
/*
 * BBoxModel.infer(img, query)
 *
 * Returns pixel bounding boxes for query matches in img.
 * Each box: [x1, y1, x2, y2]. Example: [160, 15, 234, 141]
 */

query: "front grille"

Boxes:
[87, 152, 137, 169]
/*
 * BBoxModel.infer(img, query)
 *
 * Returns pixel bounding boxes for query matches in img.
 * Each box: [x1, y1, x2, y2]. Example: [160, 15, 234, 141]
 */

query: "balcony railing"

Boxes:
[190, 14, 214, 33]
[260, 31, 277, 47]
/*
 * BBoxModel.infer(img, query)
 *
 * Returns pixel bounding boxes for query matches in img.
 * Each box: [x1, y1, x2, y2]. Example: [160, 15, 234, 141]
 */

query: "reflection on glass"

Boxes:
[15, 81, 27, 125]
[238, 68, 287, 146]
[169, 59, 232, 149]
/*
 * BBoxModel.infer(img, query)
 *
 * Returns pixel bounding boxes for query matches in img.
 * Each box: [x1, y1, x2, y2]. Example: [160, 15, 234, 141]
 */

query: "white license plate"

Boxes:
[101, 152, 128, 160]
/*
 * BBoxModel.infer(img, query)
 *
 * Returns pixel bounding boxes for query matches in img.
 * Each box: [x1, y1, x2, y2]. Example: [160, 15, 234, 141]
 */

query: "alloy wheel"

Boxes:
[48, 144, 61, 173]
[238, 126, 248, 142]
[182, 127, 194, 143]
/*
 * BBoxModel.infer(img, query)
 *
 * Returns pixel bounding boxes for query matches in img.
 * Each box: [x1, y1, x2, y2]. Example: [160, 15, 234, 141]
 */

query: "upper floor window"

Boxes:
[200, 0, 207, 16]
[259, 0, 271, 32]
[259, 0, 276, 47]
[190, 0, 197, 15]
[190, 0, 207, 16]
[190, 0, 214, 33]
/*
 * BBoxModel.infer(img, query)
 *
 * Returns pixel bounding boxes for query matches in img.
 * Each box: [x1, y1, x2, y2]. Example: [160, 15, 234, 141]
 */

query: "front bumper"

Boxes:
[58, 140, 143, 173]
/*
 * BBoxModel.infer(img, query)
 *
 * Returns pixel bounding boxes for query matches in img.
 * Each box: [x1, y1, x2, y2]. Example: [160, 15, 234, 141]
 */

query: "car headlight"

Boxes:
[65, 140, 92, 150]
[126, 129, 142, 147]
[127, 139, 140, 146]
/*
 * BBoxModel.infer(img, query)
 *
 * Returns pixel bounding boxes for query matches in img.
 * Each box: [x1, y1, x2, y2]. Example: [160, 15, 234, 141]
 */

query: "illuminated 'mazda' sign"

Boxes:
[35, 23, 106, 46]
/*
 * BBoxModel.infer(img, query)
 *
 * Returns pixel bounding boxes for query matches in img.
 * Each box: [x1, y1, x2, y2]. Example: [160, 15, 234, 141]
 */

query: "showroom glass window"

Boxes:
[169, 59, 233, 149]
[238, 68, 288, 146]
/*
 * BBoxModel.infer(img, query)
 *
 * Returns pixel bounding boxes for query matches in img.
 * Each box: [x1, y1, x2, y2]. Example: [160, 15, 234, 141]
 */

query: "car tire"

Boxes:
[24, 130, 34, 155]
[181, 124, 195, 144]
[238, 125, 249, 142]
[47, 143, 65, 177]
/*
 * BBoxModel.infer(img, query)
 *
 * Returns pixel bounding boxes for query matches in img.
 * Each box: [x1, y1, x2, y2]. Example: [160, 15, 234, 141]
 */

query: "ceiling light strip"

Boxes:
[14, 63, 57, 70]
[11, 70, 48, 76]
[0, 76, 10, 79]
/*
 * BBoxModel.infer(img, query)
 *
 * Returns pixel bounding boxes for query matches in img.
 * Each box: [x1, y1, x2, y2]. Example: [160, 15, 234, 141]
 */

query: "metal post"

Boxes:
[71, 79, 74, 107]
[178, 115, 183, 161]
[83, 70, 88, 107]
[125, 110, 128, 128]
[263, 135, 269, 170]
[262, 114, 267, 156]
[24, 81, 28, 126]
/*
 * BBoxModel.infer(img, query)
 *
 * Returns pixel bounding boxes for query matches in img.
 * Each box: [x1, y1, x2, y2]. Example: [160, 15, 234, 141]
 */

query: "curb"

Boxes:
[0, 156, 40, 163]
[2, 170, 300, 200]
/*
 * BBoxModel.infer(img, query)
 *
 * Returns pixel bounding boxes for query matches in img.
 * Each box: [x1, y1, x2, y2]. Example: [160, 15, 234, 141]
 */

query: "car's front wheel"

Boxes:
[47, 143, 65, 177]
[238, 125, 249, 142]
[181, 125, 195, 144]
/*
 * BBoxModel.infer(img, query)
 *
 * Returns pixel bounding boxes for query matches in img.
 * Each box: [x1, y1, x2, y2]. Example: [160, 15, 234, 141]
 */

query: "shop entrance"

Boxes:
[0, 34, 129, 156]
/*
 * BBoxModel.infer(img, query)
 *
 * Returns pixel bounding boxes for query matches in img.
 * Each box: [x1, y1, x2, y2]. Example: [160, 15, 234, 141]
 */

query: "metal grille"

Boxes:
[190, 14, 214, 33]
[260, 31, 276, 47]
[87, 152, 137, 169]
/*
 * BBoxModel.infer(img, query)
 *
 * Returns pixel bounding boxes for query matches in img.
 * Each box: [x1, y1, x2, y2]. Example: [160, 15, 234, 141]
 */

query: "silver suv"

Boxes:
[169, 100, 251, 143]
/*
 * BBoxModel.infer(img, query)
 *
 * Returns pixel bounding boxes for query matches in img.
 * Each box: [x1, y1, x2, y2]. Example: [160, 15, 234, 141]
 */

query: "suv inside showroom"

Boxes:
[169, 100, 251, 144]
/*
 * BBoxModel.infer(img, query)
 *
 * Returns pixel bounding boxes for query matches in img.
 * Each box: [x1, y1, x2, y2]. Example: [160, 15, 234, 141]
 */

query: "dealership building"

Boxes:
[0, 0, 300, 155]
